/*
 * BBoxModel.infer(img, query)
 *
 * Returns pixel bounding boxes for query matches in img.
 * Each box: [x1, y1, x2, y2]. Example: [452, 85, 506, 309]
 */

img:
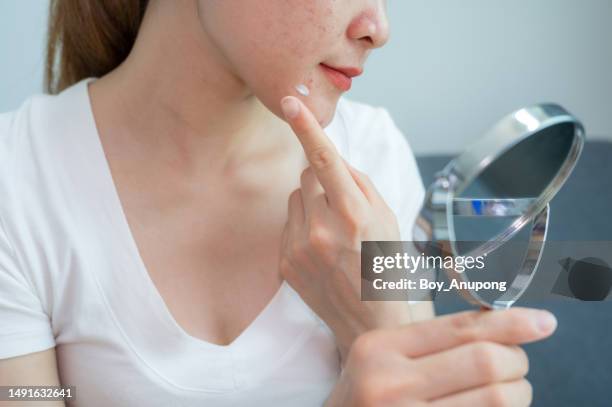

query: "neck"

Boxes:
[89, 0, 289, 176]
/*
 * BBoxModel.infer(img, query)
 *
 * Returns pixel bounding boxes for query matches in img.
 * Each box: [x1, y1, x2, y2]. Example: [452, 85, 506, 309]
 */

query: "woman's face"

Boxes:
[197, 0, 389, 127]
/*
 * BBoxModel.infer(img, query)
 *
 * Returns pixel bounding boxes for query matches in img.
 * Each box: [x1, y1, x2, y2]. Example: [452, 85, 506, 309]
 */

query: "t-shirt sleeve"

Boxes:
[346, 103, 426, 242]
[346, 104, 428, 304]
[0, 218, 55, 359]
[379, 109, 426, 242]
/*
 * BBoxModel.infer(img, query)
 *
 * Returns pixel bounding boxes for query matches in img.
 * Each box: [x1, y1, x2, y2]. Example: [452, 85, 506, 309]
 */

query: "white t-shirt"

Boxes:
[0, 78, 425, 406]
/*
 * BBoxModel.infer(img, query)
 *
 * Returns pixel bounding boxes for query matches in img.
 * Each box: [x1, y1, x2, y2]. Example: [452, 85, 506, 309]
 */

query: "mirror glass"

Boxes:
[451, 121, 577, 256]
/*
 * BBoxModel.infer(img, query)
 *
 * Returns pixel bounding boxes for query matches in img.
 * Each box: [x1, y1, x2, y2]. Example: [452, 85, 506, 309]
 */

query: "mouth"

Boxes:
[319, 63, 363, 92]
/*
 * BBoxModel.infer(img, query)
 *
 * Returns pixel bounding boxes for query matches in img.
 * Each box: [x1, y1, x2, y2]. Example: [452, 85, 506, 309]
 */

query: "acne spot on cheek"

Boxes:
[306, 77, 315, 87]
[325, 3, 334, 17]
[301, 1, 333, 36]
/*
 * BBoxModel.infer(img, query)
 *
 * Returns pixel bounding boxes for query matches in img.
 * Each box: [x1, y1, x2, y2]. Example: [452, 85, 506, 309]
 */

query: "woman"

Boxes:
[0, 1, 557, 406]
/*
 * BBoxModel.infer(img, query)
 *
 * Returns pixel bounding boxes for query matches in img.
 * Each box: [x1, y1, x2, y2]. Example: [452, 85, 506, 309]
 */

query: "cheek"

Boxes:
[208, 0, 342, 124]
[250, 10, 341, 125]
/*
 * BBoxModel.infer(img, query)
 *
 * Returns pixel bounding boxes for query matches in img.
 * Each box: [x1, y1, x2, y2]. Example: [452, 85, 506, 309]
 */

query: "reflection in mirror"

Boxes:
[458, 122, 576, 199]
[451, 122, 577, 252]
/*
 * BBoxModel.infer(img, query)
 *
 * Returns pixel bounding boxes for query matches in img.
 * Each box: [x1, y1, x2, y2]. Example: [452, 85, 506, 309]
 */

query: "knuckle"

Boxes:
[300, 167, 314, 185]
[504, 310, 533, 338]
[307, 216, 323, 232]
[503, 308, 522, 323]
[307, 224, 332, 253]
[472, 342, 503, 382]
[351, 331, 381, 362]
[339, 205, 368, 236]
[309, 146, 334, 171]
[344, 215, 363, 237]
[452, 311, 481, 342]
[288, 188, 301, 207]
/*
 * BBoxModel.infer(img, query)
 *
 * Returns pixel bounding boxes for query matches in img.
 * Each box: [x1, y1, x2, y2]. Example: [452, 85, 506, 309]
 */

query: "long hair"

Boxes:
[45, 0, 149, 94]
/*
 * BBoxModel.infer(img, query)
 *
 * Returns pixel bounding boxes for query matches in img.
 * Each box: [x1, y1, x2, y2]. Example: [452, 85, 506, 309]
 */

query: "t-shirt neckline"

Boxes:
[71, 77, 324, 392]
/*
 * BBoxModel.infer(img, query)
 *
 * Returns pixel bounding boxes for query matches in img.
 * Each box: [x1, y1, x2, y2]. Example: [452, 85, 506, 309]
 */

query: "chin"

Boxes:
[303, 94, 339, 129]
[257, 84, 340, 129]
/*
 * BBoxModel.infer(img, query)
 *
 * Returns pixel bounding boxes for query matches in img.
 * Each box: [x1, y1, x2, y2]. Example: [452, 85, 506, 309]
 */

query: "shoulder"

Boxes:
[0, 98, 59, 359]
[0, 80, 98, 322]
[0, 87, 76, 180]
[0, 93, 42, 161]
[0, 80, 91, 199]
[0, 79, 92, 142]
[332, 97, 425, 240]
[0, 92, 60, 260]
[0, 81, 94, 264]
[0, 92, 53, 209]
[0, 94, 47, 209]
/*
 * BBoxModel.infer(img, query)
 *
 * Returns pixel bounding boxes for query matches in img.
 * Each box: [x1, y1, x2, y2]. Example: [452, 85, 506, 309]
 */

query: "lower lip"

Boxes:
[320, 64, 352, 91]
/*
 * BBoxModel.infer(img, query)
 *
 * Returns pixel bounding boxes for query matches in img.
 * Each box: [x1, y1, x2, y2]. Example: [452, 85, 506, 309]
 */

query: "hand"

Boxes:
[324, 307, 558, 407]
[278, 96, 414, 362]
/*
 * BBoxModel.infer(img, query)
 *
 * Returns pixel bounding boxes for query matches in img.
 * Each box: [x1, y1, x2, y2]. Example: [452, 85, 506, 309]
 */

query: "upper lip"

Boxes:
[321, 63, 363, 78]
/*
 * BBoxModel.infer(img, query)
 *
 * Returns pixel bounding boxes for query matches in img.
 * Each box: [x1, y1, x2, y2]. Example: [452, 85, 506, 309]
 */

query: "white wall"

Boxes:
[350, 0, 612, 154]
[1, 0, 611, 155]
[0, 1, 48, 113]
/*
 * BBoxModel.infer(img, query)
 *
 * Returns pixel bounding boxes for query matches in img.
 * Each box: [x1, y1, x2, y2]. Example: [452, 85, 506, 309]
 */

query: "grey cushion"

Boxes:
[415, 141, 612, 407]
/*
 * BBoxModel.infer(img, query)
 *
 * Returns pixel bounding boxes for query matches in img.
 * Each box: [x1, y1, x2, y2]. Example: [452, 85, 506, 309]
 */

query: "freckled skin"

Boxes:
[196, 0, 387, 127]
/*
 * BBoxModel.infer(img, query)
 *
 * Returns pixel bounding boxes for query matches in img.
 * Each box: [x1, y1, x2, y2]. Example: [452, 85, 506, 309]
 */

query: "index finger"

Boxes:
[387, 307, 557, 358]
[280, 96, 360, 206]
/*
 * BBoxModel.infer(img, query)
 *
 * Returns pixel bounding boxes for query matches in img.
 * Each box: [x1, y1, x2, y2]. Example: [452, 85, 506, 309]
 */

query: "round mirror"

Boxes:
[414, 103, 585, 308]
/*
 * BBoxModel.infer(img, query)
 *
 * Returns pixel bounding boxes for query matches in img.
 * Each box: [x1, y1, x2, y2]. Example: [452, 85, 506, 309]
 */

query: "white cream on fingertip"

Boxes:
[295, 84, 310, 96]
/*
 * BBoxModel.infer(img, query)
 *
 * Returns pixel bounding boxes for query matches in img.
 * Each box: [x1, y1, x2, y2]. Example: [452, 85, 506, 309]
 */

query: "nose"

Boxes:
[347, 0, 390, 50]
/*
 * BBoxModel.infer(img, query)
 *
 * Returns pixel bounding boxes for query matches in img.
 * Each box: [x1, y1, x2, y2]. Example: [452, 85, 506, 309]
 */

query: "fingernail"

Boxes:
[536, 311, 557, 334]
[281, 97, 300, 119]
